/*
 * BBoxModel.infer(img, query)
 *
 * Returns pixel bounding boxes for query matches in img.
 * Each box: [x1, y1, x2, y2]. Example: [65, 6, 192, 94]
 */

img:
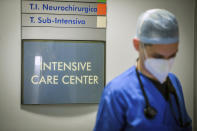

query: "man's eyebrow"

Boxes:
[151, 53, 165, 58]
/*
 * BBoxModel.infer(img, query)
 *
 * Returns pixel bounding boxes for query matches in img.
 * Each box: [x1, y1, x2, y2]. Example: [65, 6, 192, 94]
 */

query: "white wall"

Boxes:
[194, 0, 197, 130]
[0, 0, 195, 130]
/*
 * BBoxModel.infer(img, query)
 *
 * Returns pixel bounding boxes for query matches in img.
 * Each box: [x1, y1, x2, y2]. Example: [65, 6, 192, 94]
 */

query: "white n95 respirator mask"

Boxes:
[142, 44, 175, 84]
[144, 58, 175, 83]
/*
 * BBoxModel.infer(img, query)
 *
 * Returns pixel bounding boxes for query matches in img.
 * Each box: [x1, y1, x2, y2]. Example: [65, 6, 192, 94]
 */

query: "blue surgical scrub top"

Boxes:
[94, 66, 192, 131]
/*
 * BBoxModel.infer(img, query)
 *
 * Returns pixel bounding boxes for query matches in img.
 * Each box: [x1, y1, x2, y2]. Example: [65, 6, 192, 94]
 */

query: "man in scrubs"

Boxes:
[94, 9, 192, 131]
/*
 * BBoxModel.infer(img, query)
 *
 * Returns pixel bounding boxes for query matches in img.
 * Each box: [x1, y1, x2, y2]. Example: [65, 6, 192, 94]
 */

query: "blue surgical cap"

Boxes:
[136, 9, 179, 44]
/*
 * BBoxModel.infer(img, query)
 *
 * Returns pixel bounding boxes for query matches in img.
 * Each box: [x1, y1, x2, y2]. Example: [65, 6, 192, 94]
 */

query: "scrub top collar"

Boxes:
[136, 67, 175, 101]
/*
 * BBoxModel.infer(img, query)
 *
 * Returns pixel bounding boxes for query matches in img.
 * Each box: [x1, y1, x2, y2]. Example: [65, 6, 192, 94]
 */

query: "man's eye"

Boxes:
[168, 54, 176, 59]
[151, 53, 177, 59]
[151, 55, 164, 59]
[154, 56, 164, 59]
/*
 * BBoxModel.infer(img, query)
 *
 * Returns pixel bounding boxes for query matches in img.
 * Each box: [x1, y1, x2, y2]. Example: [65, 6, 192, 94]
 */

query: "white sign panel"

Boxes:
[22, 1, 98, 15]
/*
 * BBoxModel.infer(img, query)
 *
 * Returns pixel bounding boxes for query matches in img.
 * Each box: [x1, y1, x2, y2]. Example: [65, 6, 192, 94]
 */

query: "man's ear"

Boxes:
[133, 38, 140, 51]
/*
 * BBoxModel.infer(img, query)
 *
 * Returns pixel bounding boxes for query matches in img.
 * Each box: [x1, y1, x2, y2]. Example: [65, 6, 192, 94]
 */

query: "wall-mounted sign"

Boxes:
[21, 0, 107, 104]
[22, 0, 107, 40]
[22, 14, 106, 28]
[22, 40, 105, 104]
[22, 1, 105, 15]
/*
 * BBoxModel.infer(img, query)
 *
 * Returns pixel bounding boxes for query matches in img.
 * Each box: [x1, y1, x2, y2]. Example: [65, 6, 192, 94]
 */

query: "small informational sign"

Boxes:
[22, 14, 106, 28]
[22, 40, 105, 104]
[22, 1, 99, 15]
[22, 1, 106, 28]
[22, 0, 107, 40]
